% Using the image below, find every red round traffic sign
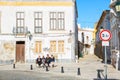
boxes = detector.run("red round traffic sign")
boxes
[99,30,112,41]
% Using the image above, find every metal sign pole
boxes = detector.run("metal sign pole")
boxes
[99,29,112,80]
[105,46,107,80]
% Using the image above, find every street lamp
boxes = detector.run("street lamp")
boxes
[27,31,33,41]
[26,31,33,70]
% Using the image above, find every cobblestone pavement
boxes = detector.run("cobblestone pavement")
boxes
[0,54,120,80]
[0,70,82,80]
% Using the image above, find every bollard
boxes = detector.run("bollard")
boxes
[46,66,49,71]
[61,66,64,73]
[97,70,101,79]
[13,64,15,69]
[30,64,33,70]
[77,68,80,75]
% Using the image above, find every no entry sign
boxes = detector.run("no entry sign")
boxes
[99,30,112,41]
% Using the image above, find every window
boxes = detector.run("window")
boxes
[50,12,57,30]
[35,41,42,53]
[58,12,64,30]
[16,12,24,33]
[58,40,64,52]
[34,12,42,33]
[50,40,64,53]
[50,41,56,52]
[82,32,84,43]
[86,36,89,44]
[50,12,65,30]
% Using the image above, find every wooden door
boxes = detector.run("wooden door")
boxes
[16,41,25,63]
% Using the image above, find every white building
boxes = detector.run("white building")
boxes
[78,25,94,55]
[0,0,78,63]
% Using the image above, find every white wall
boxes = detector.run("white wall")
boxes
[78,27,94,54]
[0,6,75,34]
[0,4,77,62]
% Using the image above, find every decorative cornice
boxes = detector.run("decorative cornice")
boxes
[0,1,73,6]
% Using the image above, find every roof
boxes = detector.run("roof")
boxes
[78,27,94,32]
[95,10,110,30]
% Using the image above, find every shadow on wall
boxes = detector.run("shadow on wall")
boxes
[94,41,111,63]
[78,41,84,58]
[94,41,103,59]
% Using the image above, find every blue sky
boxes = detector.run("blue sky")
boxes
[76,0,110,28]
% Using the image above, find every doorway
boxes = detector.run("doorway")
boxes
[16,41,25,63]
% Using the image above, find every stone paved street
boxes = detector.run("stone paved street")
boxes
[0,54,120,80]
[0,70,82,80]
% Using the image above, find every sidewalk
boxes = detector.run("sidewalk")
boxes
[0,54,120,80]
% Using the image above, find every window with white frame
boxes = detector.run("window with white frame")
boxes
[50,12,64,30]
[50,40,64,53]
[35,41,42,53]
[50,12,57,30]
[16,12,24,33]
[58,40,64,52]
[50,41,56,53]
[58,12,64,30]
[34,12,42,33]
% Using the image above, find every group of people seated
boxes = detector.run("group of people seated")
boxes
[36,54,55,68]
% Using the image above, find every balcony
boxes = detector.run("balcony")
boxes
[12,27,28,37]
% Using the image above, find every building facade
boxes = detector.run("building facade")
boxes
[78,25,94,56]
[110,0,120,70]
[94,10,111,62]
[0,0,78,64]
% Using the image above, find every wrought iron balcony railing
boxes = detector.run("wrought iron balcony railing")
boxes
[12,27,28,36]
